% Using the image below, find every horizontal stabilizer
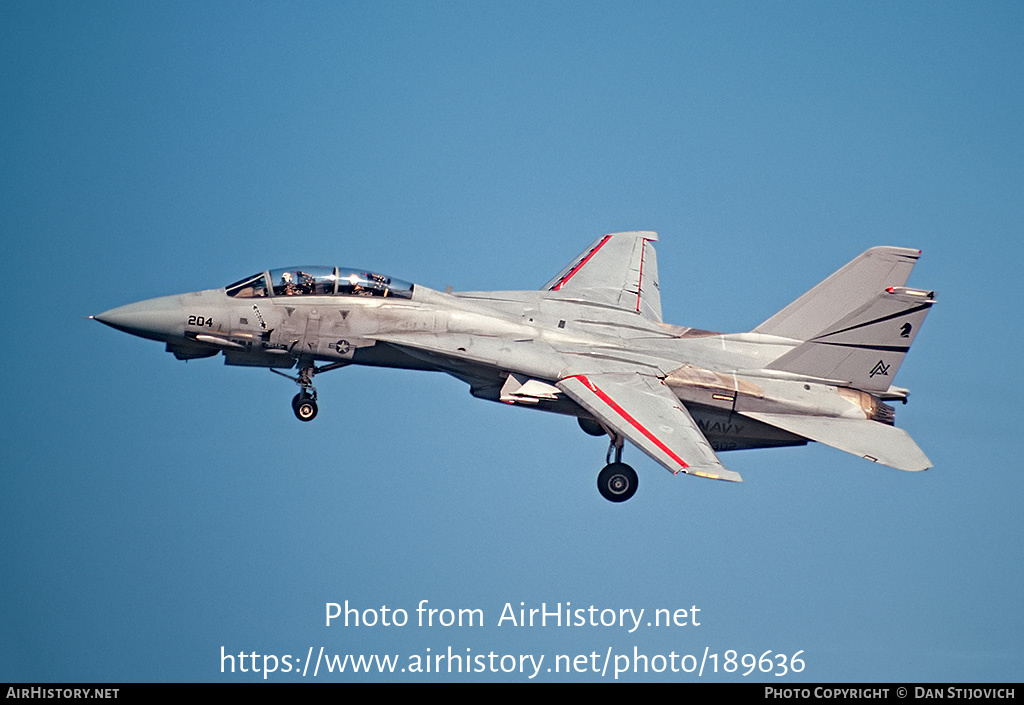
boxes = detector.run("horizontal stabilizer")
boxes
[738,411,932,472]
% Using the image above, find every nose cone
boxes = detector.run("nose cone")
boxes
[93,295,185,342]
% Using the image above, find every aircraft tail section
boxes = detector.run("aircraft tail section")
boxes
[764,285,935,392]
[753,247,934,392]
[753,247,922,341]
[738,411,932,471]
[542,231,662,322]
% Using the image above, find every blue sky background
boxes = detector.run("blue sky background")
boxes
[2,1,1021,683]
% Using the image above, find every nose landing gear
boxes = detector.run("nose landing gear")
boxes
[271,359,348,422]
[292,392,318,421]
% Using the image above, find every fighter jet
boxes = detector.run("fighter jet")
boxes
[92,232,934,502]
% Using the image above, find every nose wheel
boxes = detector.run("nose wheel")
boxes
[292,393,318,422]
[271,359,347,422]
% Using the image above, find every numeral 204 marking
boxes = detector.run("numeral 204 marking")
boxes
[188,315,214,327]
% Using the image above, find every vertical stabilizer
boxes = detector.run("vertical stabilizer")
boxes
[765,286,935,391]
[753,247,922,341]
[542,232,662,322]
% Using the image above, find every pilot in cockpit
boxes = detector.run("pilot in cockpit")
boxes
[297,271,316,295]
[280,271,299,295]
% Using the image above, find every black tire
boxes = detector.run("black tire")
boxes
[577,417,607,437]
[597,462,638,502]
[294,396,318,422]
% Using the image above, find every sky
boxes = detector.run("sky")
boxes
[2,0,1022,683]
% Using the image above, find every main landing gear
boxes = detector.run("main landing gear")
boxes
[272,360,348,422]
[596,428,638,503]
[579,417,640,502]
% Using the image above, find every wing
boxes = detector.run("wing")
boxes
[557,372,742,482]
[543,231,662,322]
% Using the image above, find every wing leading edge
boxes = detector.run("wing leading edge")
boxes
[557,372,742,483]
[543,231,662,322]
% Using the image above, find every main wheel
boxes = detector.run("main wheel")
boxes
[577,417,607,437]
[293,395,318,422]
[597,462,638,502]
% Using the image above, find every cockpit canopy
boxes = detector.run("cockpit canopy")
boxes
[225,267,414,299]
